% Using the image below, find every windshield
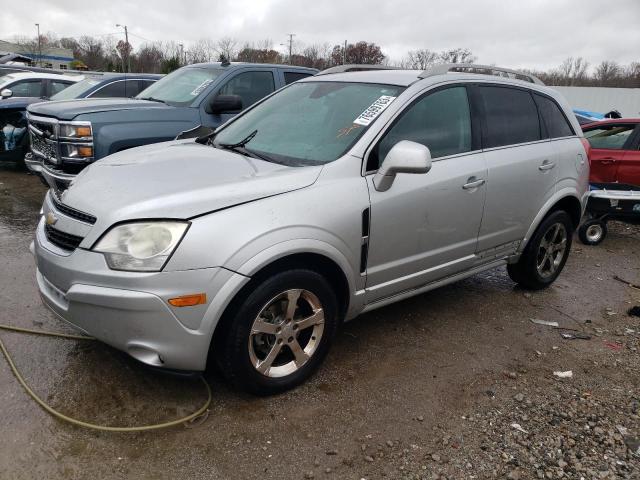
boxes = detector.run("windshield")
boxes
[213,81,405,166]
[50,78,101,100]
[136,67,223,106]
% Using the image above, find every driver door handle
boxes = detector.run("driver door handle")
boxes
[462,178,485,190]
[538,160,555,171]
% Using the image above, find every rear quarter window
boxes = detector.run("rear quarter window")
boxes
[479,86,541,148]
[284,72,313,85]
[534,94,574,138]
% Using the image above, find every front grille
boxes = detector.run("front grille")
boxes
[44,224,84,251]
[30,131,58,163]
[50,194,97,225]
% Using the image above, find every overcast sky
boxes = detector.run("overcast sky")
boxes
[2,0,639,71]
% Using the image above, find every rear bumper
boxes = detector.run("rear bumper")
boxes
[33,217,247,371]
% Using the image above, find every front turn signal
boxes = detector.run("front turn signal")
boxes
[168,293,207,307]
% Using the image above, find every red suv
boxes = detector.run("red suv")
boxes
[582,119,640,185]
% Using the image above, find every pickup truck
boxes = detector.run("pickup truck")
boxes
[2,72,160,167]
[27,62,317,190]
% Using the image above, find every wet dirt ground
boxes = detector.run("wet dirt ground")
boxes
[1,164,639,480]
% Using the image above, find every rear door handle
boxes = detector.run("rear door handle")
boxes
[538,161,555,171]
[462,178,485,190]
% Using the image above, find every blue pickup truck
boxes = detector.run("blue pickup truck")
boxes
[27,62,317,190]
[1,72,160,166]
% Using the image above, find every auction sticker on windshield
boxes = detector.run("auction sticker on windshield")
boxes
[190,79,214,96]
[353,95,396,126]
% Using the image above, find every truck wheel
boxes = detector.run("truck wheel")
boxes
[215,269,338,395]
[507,210,573,290]
[578,220,607,246]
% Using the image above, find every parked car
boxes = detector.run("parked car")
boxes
[27,62,317,190]
[1,73,160,167]
[576,119,640,244]
[581,119,640,185]
[21,73,161,171]
[0,71,81,99]
[32,64,588,394]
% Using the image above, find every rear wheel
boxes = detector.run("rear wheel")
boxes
[215,269,338,395]
[507,210,573,290]
[578,219,607,246]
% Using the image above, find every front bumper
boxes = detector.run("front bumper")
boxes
[33,217,244,371]
[41,163,76,190]
[24,152,43,174]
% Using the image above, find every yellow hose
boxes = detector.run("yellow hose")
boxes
[0,323,211,432]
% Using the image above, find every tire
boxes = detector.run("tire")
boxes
[214,269,339,395]
[578,219,607,246]
[507,210,573,290]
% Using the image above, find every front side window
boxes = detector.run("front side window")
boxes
[136,67,223,106]
[370,86,472,170]
[213,81,405,166]
[51,77,101,100]
[584,125,635,150]
[534,94,574,138]
[479,86,541,148]
[9,80,41,97]
[218,71,276,110]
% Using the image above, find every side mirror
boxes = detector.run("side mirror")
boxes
[1,88,13,99]
[206,94,243,114]
[373,140,432,192]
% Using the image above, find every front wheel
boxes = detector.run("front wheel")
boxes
[578,219,607,246]
[507,210,573,290]
[214,269,339,395]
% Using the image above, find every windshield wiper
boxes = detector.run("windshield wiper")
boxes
[217,130,276,163]
[144,97,167,104]
[218,129,258,149]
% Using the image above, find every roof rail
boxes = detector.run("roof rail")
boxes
[317,64,400,76]
[418,63,545,85]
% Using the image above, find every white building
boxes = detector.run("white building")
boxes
[551,86,640,117]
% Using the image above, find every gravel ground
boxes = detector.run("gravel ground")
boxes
[0,165,639,480]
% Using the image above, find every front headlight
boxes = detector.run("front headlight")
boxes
[59,122,92,139]
[93,221,189,272]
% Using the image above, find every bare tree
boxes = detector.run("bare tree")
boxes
[439,48,476,64]
[215,37,238,62]
[400,49,439,69]
[189,38,217,64]
[595,60,621,85]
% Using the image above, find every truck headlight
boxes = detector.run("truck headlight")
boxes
[93,221,189,272]
[59,122,92,139]
[61,144,93,158]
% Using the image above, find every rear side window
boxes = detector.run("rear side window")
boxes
[370,86,472,170]
[583,125,635,150]
[534,94,574,138]
[91,81,127,98]
[50,80,71,96]
[284,72,313,85]
[479,86,541,148]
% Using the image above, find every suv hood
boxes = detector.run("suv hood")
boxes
[58,140,322,223]
[27,98,171,120]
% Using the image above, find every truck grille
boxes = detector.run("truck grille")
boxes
[30,131,58,163]
[44,224,84,251]
[29,118,59,164]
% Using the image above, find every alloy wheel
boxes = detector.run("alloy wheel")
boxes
[536,222,568,278]
[248,289,325,378]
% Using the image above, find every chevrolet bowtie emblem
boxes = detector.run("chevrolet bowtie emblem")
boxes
[45,212,58,226]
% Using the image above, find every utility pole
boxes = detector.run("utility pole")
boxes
[115,24,130,73]
[35,23,41,67]
[179,43,184,66]
[287,33,295,64]
[343,40,347,65]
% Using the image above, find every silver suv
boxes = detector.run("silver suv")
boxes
[33,64,589,394]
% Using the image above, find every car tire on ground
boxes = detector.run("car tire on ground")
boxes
[214,269,339,395]
[578,219,607,246]
[507,210,573,290]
